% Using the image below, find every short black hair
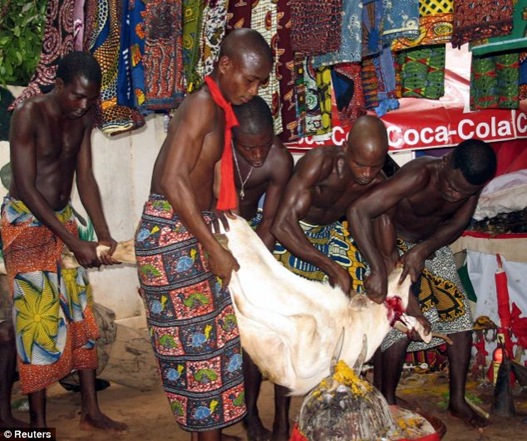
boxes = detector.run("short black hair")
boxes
[233,96,273,135]
[451,139,497,185]
[56,51,102,87]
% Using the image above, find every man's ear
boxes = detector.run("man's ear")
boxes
[217,55,232,76]
[54,77,65,91]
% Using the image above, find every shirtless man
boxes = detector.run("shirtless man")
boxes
[2,51,127,432]
[271,115,389,295]
[348,139,497,427]
[231,96,294,441]
[134,29,273,441]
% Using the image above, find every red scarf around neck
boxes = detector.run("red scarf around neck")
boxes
[204,75,239,211]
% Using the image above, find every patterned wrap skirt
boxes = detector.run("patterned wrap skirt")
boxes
[1,197,99,394]
[273,220,367,293]
[381,239,473,352]
[134,194,246,432]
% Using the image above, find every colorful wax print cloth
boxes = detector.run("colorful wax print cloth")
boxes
[276,0,300,143]
[362,0,385,57]
[290,0,342,56]
[471,0,527,56]
[392,0,454,51]
[470,52,519,110]
[451,0,514,49]
[86,0,146,135]
[395,44,445,99]
[274,220,366,293]
[196,0,228,81]
[381,239,473,352]
[312,0,363,68]
[9,0,76,110]
[135,195,246,432]
[293,59,332,138]
[382,0,420,43]
[226,0,283,135]
[332,63,367,123]
[182,0,204,92]
[142,0,185,110]
[1,197,99,394]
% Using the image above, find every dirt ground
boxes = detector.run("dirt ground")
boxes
[7,367,527,441]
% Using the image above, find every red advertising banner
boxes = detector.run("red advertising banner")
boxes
[286,70,527,153]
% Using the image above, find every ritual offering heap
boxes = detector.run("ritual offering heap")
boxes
[294,360,440,441]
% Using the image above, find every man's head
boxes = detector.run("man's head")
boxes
[345,115,389,185]
[217,29,273,106]
[232,96,274,167]
[55,51,102,119]
[440,139,497,202]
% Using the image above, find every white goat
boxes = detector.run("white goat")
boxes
[222,214,429,396]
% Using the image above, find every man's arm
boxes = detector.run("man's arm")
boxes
[271,152,351,293]
[159,93,239,284]
[9,103,100,267]
[256,142,294,250]
[75,117,118,265]
[348,162,428,299]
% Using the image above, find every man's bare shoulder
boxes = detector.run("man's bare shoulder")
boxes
[296,145,339,169]
[169,87,218,135]
[11,94,47,119]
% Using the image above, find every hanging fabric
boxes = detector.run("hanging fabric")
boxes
[226,0,283,135]
[88,0,145,136]
[382,0,420,43]
[142,0,185,110]
[471,52,519,110]
[290,0,342,56]
[182,0,204,92]
[312,0,363,68]
[451,0,514,49]
[392,0,453,51]
[395,45,446,99]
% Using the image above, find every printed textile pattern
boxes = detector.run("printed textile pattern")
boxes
[396,45,445,99]
[88,0,146,136]
[142,0,185,110]
[471,52,519,110]
[382,0,420,43]
[1,197,99,394]
[312,0,363,68]
[274,220,366,294]
[135,195,246,431]
[290,0,342,56]
[451,0,514,49]
[332,63,367,123]
[381,239,473,352]
[392,0,454,50]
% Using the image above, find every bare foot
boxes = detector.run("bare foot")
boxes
[243,416,271,441]
[79,411,129,434]
[0,416,30,429]
[448,403,489,429]
[270,430,290,441]
[271,424,290,441]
